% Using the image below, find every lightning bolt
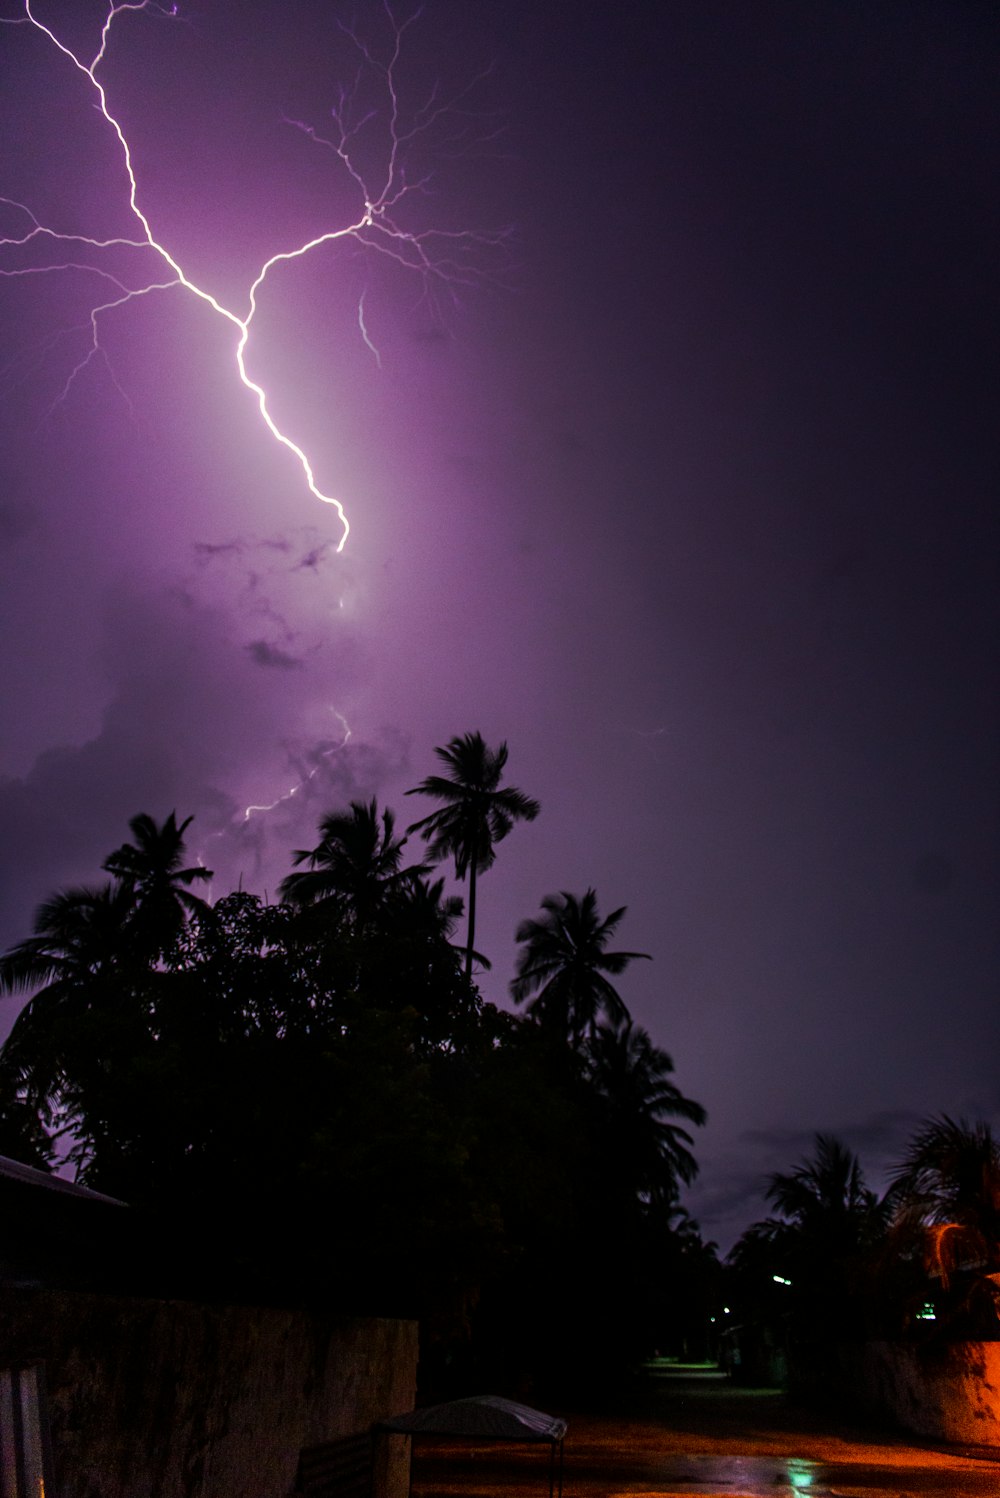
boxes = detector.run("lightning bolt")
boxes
[242,711,353,822]
[357,291,382,369]
[1,0,508,551]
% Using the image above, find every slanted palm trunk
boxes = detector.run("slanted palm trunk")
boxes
[464,825,478,982]
[465,864,477,982]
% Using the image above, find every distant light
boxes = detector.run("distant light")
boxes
[772,1275,792,1287]
[723,1306,731,1314]
[916,1302,936,1321]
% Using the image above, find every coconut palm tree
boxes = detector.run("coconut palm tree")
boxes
[0,881,137,1124]
[280,798,426,932]
[586,1017,706,1197]
[406,732,540,980]
[888,1116,1000,1246]
[397,874,463,939]
[767,1133,880,1241]
[102,810,211,959]
[0,1095,55,1170]
[511,888,649,1044]
[393,874,492,967]
[885,1115,1000,1332]
[732,1134,886,1357]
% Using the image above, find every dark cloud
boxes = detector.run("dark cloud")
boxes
[295,541,335,572]
[245,639,303,669]
[193,539,244,560]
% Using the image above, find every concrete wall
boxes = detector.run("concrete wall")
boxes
[850,1340,1000,1447]
[0,1287,417,1498]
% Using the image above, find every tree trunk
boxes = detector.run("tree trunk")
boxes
[464,861,477,982]
[464,826,478,982]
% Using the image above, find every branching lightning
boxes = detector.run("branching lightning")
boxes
[242,710,353,823]
[0,0,507,551]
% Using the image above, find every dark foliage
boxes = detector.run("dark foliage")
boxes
[727,1135,886,1389]
[879,1116,1000,1339]
[511,888,648,1044]
[407,732,539,980]
[0,749,708,1388]
[726,1120,1000,1392]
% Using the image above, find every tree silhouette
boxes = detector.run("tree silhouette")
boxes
[395,873,464,945]
[0,883,136,1103]
[392,874,490,973]
[1,812,209,1177]
[888,1115,1000,1244]
[0,788,709,1382]
[280,798,425,933]
[586,1016,706,1197]
[511,887,649,1044]
[0,881,143,1170]
[406,732,539,980]
[885,1115,1000,1334]
[767,1132,879,1235]
[0,1094,54,1170]
[730,1133,885,1376]
[102,810,211,959]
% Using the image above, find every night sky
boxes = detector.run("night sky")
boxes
[1,0,997,1250]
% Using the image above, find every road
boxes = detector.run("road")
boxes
[410,1364,1000,1497]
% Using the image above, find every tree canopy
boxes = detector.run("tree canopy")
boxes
[511,887,649,1043]
[406,732,539,980]
[727,1117,1000,1390]
[0,734,707,1389]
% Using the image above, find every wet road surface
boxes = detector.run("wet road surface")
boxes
[411,1367,1000,1497]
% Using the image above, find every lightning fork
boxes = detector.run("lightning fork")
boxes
[2,2,506,549]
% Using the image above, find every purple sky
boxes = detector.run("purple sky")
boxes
[1,0,997,1250]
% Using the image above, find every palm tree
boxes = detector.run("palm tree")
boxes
[511,888,649,1044]
[735,1134,885,1352]
[885,1115,1000,1331]
[767,1133,880,1240]
[888,1115,1000,1244]
[406,732,540,980]
[280,798,426,932]
[102,810,211,959]
[392,873,494,965]
[0,881,137,1124]
[394,875,493,971]
[586,1017,706,1197]
[0,1095,55,1170]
